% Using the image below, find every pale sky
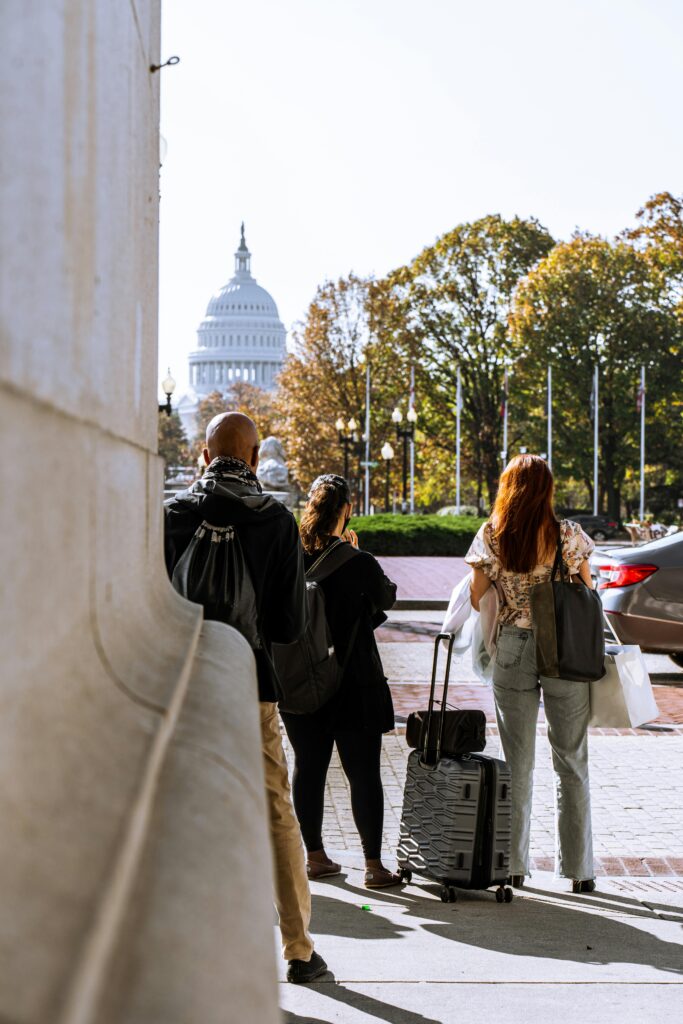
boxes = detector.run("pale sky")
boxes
[158,0,683,394]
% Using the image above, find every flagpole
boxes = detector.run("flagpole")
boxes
[502,365,509,466]
[364,361,371,516]
[593,364,599,516]
[547,364,553,471]
[456,365,462,513]
[639,364,646,520]
[409,364,416,514]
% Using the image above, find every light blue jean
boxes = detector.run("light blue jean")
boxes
[493,625,594,880]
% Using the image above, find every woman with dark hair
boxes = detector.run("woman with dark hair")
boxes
[281,474,401,888]
[465,455,596,893]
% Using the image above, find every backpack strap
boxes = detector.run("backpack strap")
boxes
[306,539,360,583]
[308,540,366,675]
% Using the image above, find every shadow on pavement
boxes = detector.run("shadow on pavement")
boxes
[282,974,443,1024]
[311,891,411,940]
[313,878,683,976]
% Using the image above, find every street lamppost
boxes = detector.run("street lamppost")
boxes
[391,405,418,514]
[335,416,365,513]
[381,441,394,513]
[158,368,176,416]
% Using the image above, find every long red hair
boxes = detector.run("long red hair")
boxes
[491,455,558,573]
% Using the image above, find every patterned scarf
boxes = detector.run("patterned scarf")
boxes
[206,455,263,492]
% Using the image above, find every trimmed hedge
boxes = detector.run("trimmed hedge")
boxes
[352,514,486,556]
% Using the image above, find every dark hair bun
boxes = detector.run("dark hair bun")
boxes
[300,475,351,553]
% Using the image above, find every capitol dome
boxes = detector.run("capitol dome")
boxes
[188,224,286,394]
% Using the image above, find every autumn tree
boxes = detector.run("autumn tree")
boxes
[157,411,190,476]
[190,384,277,462]
[383,215,555,504]
[274,275,410,504]
[510,234,683,518]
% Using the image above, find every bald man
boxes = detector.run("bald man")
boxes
[164,412,328,984]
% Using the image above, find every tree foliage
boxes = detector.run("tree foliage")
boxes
[510,233,683,517]
[621,191,683,318]
[190,384,277,462]
[157,411,190,476]
[274,275,410,505]
[260,193,682,518]
[383,215,555,504]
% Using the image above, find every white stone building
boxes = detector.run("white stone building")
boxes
[1,4,279,1021]
[178,226,286,438]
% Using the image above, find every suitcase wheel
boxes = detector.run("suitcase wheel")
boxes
[495,887,505,903]
[399,868,413,883]
[505,887,514,903]
[440,885,457,903]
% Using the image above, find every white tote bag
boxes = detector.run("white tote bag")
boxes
[589,645,660,728]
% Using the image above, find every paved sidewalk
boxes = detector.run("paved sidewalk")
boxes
[280,864,683,1024]
[280,721,683,1023]
[280,557,682,1021]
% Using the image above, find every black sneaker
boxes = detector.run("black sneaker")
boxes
[572,879,596,894]
[286,951,328,984]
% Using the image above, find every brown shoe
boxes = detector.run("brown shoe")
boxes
[364,867,403,889]
[307,858,342,880]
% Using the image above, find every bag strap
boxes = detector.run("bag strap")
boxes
[551,521,567,583]
[306,538,359,583]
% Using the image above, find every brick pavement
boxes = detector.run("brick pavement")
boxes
[377,556,467,601]
[387,682,683,729]
[281,730,683,878]
[281,631,683,879]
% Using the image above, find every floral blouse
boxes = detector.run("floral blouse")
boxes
[465,520,594,629]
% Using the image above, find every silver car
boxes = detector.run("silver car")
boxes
[591,531,683,667]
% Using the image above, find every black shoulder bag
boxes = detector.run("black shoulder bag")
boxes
[529,526,605,682]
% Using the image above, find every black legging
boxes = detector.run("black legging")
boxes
[281,714,385,860]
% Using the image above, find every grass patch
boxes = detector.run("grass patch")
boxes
[351,514,486,556]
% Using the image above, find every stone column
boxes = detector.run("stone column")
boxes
[0,5,280,1024]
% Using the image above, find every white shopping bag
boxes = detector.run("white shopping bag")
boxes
[589,645,660,728]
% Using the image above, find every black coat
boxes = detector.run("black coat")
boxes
[164,473,306,702]
[289,541,397,733]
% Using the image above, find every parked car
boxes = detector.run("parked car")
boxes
[560,509,619,541]
[590,531,683,668]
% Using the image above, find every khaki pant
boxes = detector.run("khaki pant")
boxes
[259,701,314,961]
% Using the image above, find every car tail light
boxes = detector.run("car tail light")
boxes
[607,521,617,528]
[597,563,658,590]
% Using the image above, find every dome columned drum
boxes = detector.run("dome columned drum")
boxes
[189,224,286,393]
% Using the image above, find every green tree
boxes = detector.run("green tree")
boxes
[157,411,190,477]
[510,234,683,517]
[621,191,683,317]
[384,215,555,504]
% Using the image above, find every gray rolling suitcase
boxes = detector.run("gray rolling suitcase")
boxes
[396,633,514,903]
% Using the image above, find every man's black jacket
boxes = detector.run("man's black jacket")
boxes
[164,464,306,701]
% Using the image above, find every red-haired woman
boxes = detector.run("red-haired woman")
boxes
[465,455,596,893]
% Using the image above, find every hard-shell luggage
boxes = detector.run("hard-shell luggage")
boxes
[396,633,514,904]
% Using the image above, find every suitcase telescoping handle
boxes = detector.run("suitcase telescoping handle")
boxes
[420,632,455,767]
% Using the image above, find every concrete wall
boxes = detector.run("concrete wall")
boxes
[0,4,279,1022]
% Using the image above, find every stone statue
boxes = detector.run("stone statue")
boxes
[257,436,290,494]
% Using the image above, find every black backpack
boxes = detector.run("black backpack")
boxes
[272,540,360,715]
[171,521,261,650]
